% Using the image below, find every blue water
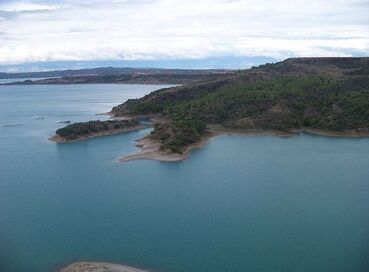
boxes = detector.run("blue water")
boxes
[1,84,369,272]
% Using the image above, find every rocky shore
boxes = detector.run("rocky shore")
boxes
[119,134,210,163]
[118,124,369,163]
[60,261,150,272]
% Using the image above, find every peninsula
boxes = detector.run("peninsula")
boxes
[52,57,369,161]
[49,119,147,143]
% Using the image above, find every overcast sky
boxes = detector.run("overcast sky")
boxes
[0,0,368,64]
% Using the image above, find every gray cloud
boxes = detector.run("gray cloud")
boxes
[0,0,368,63]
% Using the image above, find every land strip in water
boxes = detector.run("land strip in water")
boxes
[49,119,149,143]
[52,57,369,161]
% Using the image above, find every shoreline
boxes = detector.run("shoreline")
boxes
[49,113,369,160]
[60,261,151,272]
[300,128,369,137]
[209,125,369,138]
[117,127,295,163]
[49,124,150,143]
[118,134,210,163]
[118,125,369,163]
[2,81,179,86]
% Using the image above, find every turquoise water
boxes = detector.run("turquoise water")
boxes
[1,84,369,272]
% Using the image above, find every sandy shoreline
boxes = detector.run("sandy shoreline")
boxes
[49,114,369,160]
[49,125,150,143]
[60,261,150,272]
[118,134,210,163]
[118,125,369,163]
[117,127,294,163]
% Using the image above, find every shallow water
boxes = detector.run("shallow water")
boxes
[1,84,369,272]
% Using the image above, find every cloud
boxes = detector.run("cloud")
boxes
[0,0,368,64]
[0,1,60,12]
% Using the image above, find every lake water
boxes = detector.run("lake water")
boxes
[1,84,369,272]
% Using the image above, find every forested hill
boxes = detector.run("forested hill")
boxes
[111,57,369,153]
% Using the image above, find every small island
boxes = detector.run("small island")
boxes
[49,119,148,143]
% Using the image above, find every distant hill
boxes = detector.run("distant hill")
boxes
[110,57,369,153]
[0,66,232,80]
[1,66,238,85]
[0,56,276,73]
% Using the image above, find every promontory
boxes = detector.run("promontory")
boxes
[52,57,369,160]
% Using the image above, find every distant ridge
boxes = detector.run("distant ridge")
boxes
[0,66,231,79]
[0,56,276,74]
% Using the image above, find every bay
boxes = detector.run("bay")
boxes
[1,84,369,272]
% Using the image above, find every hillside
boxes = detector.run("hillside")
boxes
[110,57,369,154]
[1,67,231,85]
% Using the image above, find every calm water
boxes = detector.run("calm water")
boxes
[1,84,369,272]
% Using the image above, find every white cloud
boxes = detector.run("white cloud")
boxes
[0,1,59,12]
[0,0,368,64]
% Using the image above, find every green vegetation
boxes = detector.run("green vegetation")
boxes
[150,119,206,153]
[110,57,369,153]
[56,120,139,140]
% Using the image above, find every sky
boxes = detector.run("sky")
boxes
[0,0,368,69]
